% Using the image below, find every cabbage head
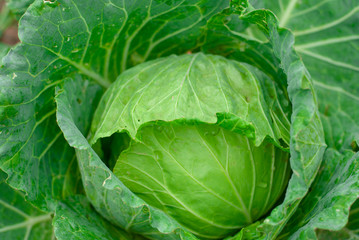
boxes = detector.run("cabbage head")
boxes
[90,53,291,239]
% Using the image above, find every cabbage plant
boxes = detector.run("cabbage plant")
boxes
[0,0,358,239]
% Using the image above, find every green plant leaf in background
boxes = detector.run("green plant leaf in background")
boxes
[0,170,54,240]
[346,199,359,238]
[316,229,359,240]
[0,1,15,66]
[252,0,359,152]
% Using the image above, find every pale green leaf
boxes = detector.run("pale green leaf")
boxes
[90,53,290,148]
[115,123,290,238]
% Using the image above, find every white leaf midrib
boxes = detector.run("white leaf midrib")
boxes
[297,48,359,72]
[0,213,51,233]
[313,80,359,102]
[293,6,359,36]
[279,0,299,27]
[296,35,359,50]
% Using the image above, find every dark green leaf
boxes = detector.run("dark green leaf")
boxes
[278,150,359,239]
[248,1,359,238]
[54,195,138,240]
[316,192,359,239]
[0,171,53,240]
[0,43,10,65]
[253,0,359,151]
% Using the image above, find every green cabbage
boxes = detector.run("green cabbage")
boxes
[91,53,291,238]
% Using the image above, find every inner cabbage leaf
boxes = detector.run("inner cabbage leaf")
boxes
[114,123,290,238]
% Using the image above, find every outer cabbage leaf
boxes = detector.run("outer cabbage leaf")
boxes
[346,200,359,238]
[201,5,326,239]
[277,150,359,239]
[248,1,359,238]
[253,0,359,151]
[0,0,227,211]
[316,197,359,239]
[0,170,53,240]
[0,43,10,65]
[54,195,140,240]
[90,53,290,148]
[316,230,358,240]
[56,78,198,239]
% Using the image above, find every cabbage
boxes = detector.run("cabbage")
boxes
[90,54,290,238]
